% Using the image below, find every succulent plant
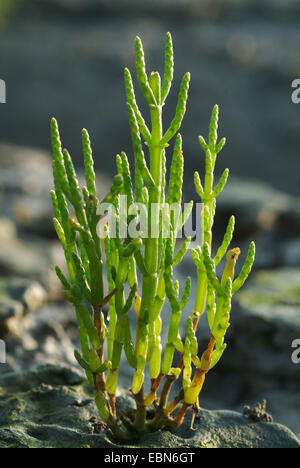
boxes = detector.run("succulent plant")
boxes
[51,32,255,441]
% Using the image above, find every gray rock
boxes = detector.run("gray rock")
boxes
[280,239,300,267]
[222,269,300,381]
[11,170,112,238]
[214,177,293,238]
[20,303,78,368]
[0,231,65,301]
[0,143,54,237]
[0,143,112,238]
[0,363,84,392]
[0,143,52,197]
[0,364,298,448]
[0,277,47,336]
[2,277,48,313]
[0,301,82,375]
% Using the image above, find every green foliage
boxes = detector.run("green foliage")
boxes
[51,33,255,440]
[186,104,255,406]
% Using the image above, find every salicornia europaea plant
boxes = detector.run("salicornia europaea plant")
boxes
[50,32,255,441]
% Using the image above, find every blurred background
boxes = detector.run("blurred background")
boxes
[0,0,300,439]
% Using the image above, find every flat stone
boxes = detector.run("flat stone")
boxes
[0,364,298,448]
[0,297,24,322]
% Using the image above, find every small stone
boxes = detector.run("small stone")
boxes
[0,277,47,337]
[0,297,24,321]
[0,277,47,313]
[243,400,273,423]
[0,218,17,242]
[0,297,24,336]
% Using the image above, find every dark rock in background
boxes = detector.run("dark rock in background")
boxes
[1,0,300,195]
[0,277,47,336]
